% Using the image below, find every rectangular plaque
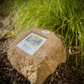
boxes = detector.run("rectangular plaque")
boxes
[16,32,47,55]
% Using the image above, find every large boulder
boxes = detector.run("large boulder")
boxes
[8,28,66,84]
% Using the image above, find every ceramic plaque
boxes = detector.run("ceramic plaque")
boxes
[17,32,47,55]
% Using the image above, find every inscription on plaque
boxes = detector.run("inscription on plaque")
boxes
[17,32,47,55]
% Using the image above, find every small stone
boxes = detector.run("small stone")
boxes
[8,28,66,84]
[12,81,16,84]
[56,71,58,76]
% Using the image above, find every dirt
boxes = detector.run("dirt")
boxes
[0,7,84,84]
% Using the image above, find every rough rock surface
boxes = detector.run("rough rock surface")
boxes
[8,28,66,84]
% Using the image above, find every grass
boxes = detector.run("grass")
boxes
[2,0,84,70]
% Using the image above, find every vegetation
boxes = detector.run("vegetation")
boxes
[2,0,84,70]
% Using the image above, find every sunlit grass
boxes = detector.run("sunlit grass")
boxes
[2,0,84,70]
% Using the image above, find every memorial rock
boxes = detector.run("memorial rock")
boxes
[8,28,66,84]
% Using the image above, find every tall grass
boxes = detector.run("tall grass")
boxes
[2,0,84,70]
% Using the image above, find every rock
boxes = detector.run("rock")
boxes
[8,28,66,84]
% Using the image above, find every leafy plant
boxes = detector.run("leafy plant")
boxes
[2,0,84,70]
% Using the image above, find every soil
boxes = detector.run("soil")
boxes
[0,7,84,84]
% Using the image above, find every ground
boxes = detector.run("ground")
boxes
[0,8,84,84]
